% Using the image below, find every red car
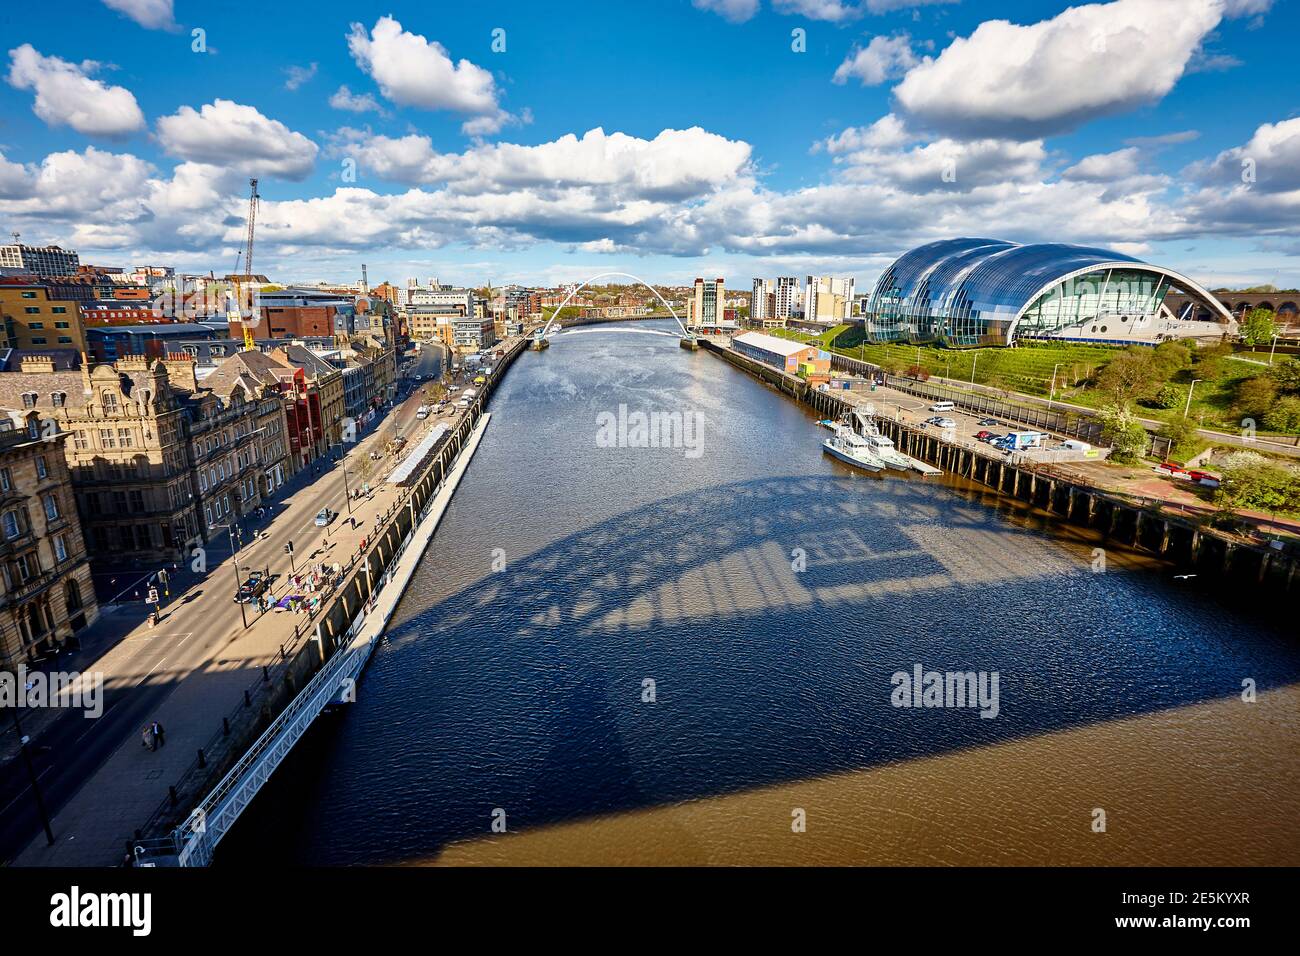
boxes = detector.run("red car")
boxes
[976,430,996,440]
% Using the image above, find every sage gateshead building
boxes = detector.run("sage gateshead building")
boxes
[864,238,1236,348]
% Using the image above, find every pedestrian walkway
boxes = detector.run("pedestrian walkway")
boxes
[12,390,457,866]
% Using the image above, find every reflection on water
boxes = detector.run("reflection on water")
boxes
[219,321,1300,866]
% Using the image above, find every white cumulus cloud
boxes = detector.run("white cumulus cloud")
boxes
[346,16,504,121]
[691,0,761,22]
[834,34,918,85]
[6,44,145,138]
[100,0,178,31]
[893,0,1227,139]
[156,99,319,180]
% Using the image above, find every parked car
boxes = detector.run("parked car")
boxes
[235,572,268,604]
[976,430,997,441]
[978,418,1000,427]
[933,417,957,429]
[314,508,336,527]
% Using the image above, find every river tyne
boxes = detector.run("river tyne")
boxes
[220,320,1300,866]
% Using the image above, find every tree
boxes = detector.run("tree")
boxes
[1233,375,1278,420]
[1152,383,1184,409]
[906,364,930,381]
[1097,403,1149,463]
[1151,340,1192,378]
[1240,308,1280,346]
[1157,416,1206,463]
[1262,396,1300,434]
[1215,458,1300,516]
[1267,357,1300,395]
[1095,347,1162,403]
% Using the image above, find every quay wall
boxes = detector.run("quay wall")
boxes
[136,336,528,844]
[700,340,1298,595]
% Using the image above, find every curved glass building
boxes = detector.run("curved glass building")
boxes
[865,238,1235,347]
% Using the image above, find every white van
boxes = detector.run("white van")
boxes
[1061,439,1091,452]
[415,405,430,420]
[928,401,956,412]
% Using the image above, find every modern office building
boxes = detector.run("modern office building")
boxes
[864,238,1238,347]
[687,278,725,329]
[0,285,84,351]
[0,244,80,277]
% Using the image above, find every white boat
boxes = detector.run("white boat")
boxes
[851,405,943,476]
[822,424,885,472]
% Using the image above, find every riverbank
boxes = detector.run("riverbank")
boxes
[701,340,1299,595]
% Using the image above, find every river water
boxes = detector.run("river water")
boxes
[220,320,1300,866]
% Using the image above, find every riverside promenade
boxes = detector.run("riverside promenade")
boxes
[8,363,478,866]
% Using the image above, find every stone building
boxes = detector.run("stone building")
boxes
[0,415,97,665]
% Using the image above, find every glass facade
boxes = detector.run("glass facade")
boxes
[865,238,1183,347]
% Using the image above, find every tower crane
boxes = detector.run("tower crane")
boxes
[237,178,259,350]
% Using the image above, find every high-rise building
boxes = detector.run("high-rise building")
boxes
[804,276,856,323]
[688,278,725,329]
[0,244,80,277]
[774,277,801,320]
[751,279,772,322]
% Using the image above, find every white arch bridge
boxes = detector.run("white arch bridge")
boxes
[532,271,695,347]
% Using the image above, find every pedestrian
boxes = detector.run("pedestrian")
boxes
[141,724,156,752]
[152,721,165,747]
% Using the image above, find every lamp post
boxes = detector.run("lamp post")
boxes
[1269,333,1279,365]
[970,352,979,385]
[1049,362,1063,411]
[1183,378,1201,418]
[5,684,54,846]
[229,527,248,629]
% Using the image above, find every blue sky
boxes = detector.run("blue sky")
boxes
[1,0,1297,290]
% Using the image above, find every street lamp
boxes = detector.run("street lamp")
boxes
[970,352,979,385]
[1183,378,1202,418]
[1269,333,1279,365]
[1049,362,1063,411]
[229,529,248,629]
[5,683,54,846]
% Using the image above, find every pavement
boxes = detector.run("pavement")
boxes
[0,342,476,866]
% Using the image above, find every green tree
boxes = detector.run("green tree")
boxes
[1098,403,1149,464]
[1215,459,1300,515]
[1095,347,1162,403]
[1267,357,1300,395]
[1157,416,1206,462]
[1152,383,1184,409]
[1233,375,1278,420]
[1240,308,1280,346]
[1262,396,1300,434]
[1151,340,1192,378]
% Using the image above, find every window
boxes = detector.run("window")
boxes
[30,337,47,345]
[28,322,44,329]
[51,307,67,314]
[20,291,35,299]
[0,468,9,492]
[44,494,59,521]
[55,321,70,328]
[21,393,36,409]
[51,392,66,407]
[99,428,116,449]
[117,428,134,448]
[2,510,20,539]
[102,391,118,411]
[54,534,67,563]
[35,457,47,480]
[58,337,73,344]
[130,490,144,512]
[24,307,40,314]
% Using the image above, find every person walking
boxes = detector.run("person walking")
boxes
[151,721,165,748]
[141,724,156,752]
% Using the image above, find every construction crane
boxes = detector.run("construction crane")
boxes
[238,178,259,350]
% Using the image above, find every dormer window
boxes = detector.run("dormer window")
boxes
[21,393,37,409]
[51,392,66,407]
[102,391,118,411]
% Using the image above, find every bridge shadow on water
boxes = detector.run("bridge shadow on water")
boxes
[219,472,1300,865]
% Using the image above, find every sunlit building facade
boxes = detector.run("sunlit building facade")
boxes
[865,238,1236,347]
